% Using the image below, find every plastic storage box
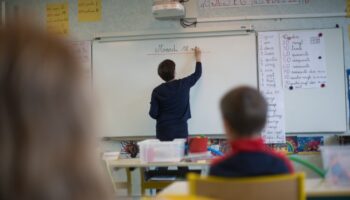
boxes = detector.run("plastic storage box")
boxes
[138,139,186,163]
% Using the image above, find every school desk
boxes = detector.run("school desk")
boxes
[108,158,210,194]
[159,179,350,200]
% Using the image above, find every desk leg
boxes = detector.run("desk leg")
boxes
[140,168,147,196]
[126,168,132,196]
[111,167,133,196]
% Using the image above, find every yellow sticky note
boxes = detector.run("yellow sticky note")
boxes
[347,0,350,17]
[46,3,69,36]
[78,0,102,22]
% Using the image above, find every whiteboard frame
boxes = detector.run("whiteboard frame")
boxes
[93,26,253,42]
[92,28,258,138]
[93,27,346,138]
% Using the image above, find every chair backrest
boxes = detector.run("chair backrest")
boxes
[188,173,305,200]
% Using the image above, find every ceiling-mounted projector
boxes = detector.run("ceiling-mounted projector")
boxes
[152,0,185,19]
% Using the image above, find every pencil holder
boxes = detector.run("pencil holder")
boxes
[189,137,208,154]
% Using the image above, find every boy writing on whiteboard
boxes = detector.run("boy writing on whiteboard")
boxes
[210,86,293,177]
[149,47,202,141]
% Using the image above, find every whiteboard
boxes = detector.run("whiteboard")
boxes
[258,28,346,133]
[93,30,257,137]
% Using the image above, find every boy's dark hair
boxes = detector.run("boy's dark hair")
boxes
[158,59,175,82]
[220,86,267,136]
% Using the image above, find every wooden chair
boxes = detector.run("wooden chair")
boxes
[188,173,305,200]
[103,159,132,196]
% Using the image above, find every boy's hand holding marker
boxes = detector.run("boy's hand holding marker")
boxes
[194,46,201,62]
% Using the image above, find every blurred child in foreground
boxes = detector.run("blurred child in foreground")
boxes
[0,21,111,200]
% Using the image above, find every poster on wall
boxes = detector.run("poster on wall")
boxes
[70,40,92,82]
[46,3,69,36]
[78,0,102,22]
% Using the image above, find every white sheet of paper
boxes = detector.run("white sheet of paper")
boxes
[258,32,286,144]
[280,31,327,89]
[70,41,92,80]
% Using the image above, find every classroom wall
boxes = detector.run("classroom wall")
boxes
[5,0,181,40]
[4,0,349,193]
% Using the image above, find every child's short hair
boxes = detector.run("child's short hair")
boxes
[220,86,267,136]
[158,59,175,82]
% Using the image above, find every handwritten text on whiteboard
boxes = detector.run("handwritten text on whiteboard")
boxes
[280,31,327,89]
[258,32,286,144]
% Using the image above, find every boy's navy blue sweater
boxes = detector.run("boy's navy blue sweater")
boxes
[149,62,202,141]
[210,138,294,177]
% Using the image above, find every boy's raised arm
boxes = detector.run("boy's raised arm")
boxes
[183,47,202,87]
